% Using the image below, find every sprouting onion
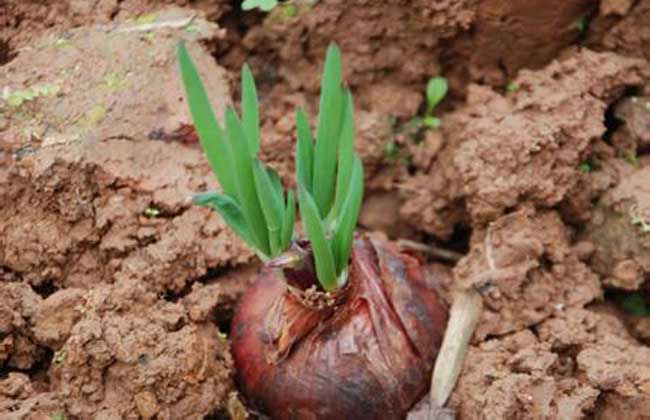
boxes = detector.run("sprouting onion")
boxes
[178,42,363,290]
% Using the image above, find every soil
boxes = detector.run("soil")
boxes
[2,0,650,419]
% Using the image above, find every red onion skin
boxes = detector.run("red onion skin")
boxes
[232,237,448,419]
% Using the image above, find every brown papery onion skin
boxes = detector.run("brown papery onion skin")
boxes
[231,236,448,420]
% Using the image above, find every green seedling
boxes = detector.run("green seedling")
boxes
[83,104,107,127]
[51,413,66,420]
[53,349,67,364]
[143,206,161,218]
[282,3,298,17]
[383,141,399,160]
[178,43,363,290]
[141,31,156,42]
[579,162,592,173]
[4,84,60,108]
[54,38,74,50]
[631,216,650,234]
[505,81,519,93]
[572,15,587,34]
[184,22,201,34]
[423,76,448,128]
[242,0,278,11]
[135,12,158,25]
[618,292,650,316]
[104,72,127,89]
[629,205,650,234]
[620,150,639,166]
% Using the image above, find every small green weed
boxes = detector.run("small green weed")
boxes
[4,84,60,108]
[83,104,107,127]
[103,72,127,90]
[579,162,592,173]
[144,206,161,218]
[242,0,278,11]
[618,292,650,316]
[135,12,158,25]
[53,350,67,364]
[505,81,519,93]
[423,76,448,128]
[620,150,639,166]
[54,38,75,50]
[630,205,650,234]
[282,3,298,17]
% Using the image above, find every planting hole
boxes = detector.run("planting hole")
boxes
[31,279,57,299]
[0,38,17,65]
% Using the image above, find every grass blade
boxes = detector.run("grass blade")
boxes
[225,107,270,256]
[312,44,345,216]
[329,90,354,224]
[253,160,283,256]
[192,191,257,249]
[295,108,314,194]
[332,157,364,274]
[241,64,260,155]
[177,42,237,198]
[298,184,337,291]
[281,190,296,250]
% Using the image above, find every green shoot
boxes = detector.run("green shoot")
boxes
[572,15,588,34]
[579,162,592,173]
[313,45,345,217]
[620,150,639,166]
[242,0,278,12]
[178,44,237,197]
[630,205,650,234]
[143,206,161,218]
[178,42,293,260]
[426,77,448,115]
[295,109,314,193]
[294,44,364,289]
[282,4,298,17]
[242,64,260,154]
[618,292,650,316]
[298,184,338,291]
[419,76,447,129]
[505,81,519,93]
[179,41,364,291]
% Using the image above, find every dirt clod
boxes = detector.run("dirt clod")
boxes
[49,279,235,419]
[454,207,601,339]
[584,161,650,290]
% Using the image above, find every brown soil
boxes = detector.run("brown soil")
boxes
[3,0,650,419]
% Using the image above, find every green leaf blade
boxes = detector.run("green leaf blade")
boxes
[295,108,314,194]
[313,44,345,217]
[329,90,354,224]
[297,184,337,291]
[253,160,283,256]
[266,167,284,204]
[426,77,448,114]
[177,42,237,198]
[225,107,270,256]
[241,64,260,155]
[192,191,257,249]
[332,157,364,274]
[281,190,296,250]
